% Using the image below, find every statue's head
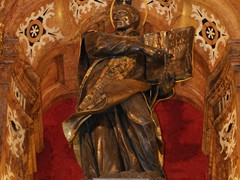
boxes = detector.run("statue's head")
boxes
[113,4,140,31]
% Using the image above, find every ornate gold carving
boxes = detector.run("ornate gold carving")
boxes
[144,0,178,26]
[6,105,26,158]
[1,164,14,179]
[219,108,237,160]
[11,78,27,110]
[1,60,43,178]
[203,54,240,178]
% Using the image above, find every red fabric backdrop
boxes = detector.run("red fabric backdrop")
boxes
[35,98,209,180]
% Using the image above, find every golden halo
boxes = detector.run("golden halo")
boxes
[110,0,148,31]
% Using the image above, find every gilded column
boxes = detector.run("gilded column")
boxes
[0,22,17,164]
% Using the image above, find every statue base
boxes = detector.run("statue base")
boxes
[92,171,165,180]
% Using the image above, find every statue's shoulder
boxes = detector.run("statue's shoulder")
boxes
[82,30,99,38]
[82,30,114,40]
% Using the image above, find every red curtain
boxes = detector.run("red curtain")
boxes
[35,98,209,180]
[155,100,209,180]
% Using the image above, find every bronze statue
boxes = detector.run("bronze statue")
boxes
[62,1,194,179]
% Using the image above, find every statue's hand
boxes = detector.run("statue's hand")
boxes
[156,49,173,59]
[154,49,165,60]
[144,47,173,60]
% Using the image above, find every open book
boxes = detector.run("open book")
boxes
[143,26,195,83]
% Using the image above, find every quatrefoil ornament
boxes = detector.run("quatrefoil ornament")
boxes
[191,4,229,66]
[16,3,63,64]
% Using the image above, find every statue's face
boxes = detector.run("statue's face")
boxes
[113,8,133,31]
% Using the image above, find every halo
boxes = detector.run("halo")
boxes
[110,0,148,31]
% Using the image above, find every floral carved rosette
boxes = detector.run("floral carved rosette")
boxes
[191,4,229,66]
[16,3,63,64]
[69,0,107,24]
[142,0,178,26]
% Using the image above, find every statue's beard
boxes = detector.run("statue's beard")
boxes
[115,24,135,32]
